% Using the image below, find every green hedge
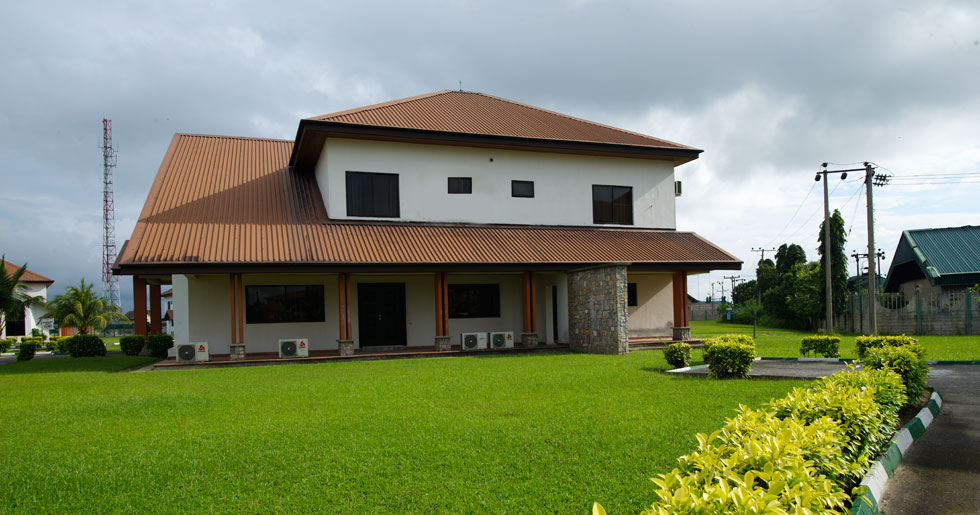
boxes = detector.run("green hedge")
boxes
[120,335,146,356]
[863,344,929,405]
[703,335,755,379]
[642,367,906,514]
[146,334,174,358]
[66,335,107,358]
[663,342,691,369]
[800,335,841,358]
[16,342,38,361]
[0,338,12,353]
[855,334,918,360]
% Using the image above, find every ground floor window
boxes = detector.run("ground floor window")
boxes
[448,284,501,318]
[245,285,325,324]
[627,282,638,306]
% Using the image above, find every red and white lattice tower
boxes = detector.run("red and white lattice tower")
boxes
[101,119,121,308]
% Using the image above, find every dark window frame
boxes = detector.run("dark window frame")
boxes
[448,283,501,319]
[627,282,638,307]
[448,177,472,194]
[511,180,534,198]
[592,184,634,225]
[245,285,326,324]
[346,171,400,218]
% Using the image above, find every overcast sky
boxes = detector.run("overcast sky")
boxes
[1,0,978,309]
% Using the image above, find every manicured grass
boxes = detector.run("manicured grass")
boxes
[0,352,805,513]
[690,320,980,360]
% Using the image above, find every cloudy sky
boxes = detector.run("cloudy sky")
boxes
[1,0,978,308]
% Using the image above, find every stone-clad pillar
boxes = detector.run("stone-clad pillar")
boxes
[568,265,629,355]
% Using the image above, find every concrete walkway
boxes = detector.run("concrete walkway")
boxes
[878,365,980,515]
[667,358,853,379]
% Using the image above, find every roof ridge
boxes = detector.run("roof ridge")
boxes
[309,90,455,121]
[175,133,293,144]
[467,91,699,151]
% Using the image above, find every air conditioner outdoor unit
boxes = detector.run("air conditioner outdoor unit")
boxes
[176,342,210,363]
[460,332,488,350]
[674,180,683,197]
[489,331,515,349]
[279,338,309,358]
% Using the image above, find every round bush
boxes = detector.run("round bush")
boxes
[146,334,174,358]
[16,342,38,361]
[120,335,146,356]
[862,344,928,405]
[66,334,107,357]
[702,334,755,364]
[0,338,12,353]
[663,342,691,369]
[705,340,756,379]
[800,335,841,358]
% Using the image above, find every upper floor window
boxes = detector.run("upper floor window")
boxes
[512,180,534,198]
[346,171,399,217]
[448,177,472,194]
[592,185,633,225]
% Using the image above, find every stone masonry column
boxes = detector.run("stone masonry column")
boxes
[568,265,629,355]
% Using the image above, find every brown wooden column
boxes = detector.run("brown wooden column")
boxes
[133,276,147,336]
[434,272,449,337]
[229,274,238,345]
[521,272,539,346]
[681,272,690,327]
[235,274,244,344]
[149,283,162,334]
[338,273,354,355]
[521,272,531,333]
[672,271,691,341]
[529,272,537,333]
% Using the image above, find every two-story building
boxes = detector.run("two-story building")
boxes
[1,261,53,338]
[114,91,740,360]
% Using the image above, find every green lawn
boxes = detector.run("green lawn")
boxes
[0,353,805,513]
[691,320,980,360]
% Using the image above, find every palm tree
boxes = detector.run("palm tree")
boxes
[0,256,44,335]
[44,279,128,334]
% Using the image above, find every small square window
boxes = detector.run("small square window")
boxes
[512,180,534,198]
[627,283,638,307]
[448,177,472,194]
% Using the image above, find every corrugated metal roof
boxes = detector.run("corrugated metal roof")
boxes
[115,134,739,271]
[309,91,696,151]
[906,226,980,276]
[2,260,54,284]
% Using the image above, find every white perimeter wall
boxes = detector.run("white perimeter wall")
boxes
[316,138,677,229]
[627,272,674,337]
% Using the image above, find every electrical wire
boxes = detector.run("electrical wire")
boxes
[763,179,817,248]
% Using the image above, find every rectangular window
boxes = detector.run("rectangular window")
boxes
[245,285,325,324]
[448,284,501,318]
[511,180,534,198]
[346,171,400,217]
[448,177,472,194]
[628,282,638,307]
[592,185,633,225]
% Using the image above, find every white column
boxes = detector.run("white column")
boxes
[172,274,191,357]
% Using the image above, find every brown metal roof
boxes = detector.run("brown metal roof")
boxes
[309,91,695,150]
[115,134,739,272]
[3,260,54,284]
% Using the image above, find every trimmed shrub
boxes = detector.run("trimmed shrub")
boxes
[66,334,107,358]
[146,334,174,358]
[705,340,755,379]
[0,338,12,353]
[663,342,691,369]
[643,367,906,514]
[855,334,918,360]
[55,338,72,354]
[800,335,841,358]
[17,342,38,361]
[863,344,929,405]
[701,334,754,363]
[120,335,146,356]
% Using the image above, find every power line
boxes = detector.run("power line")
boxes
[764,180,817,247]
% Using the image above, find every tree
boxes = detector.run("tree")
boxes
[756,259,778,294]
[44,279,127,334]
[0,256,43,335]
[775,244,807,277]
[732,280,757,305]
[817,209,848,320]
[784,262,822,329]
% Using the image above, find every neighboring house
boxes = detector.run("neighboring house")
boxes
[1,261,53,338]
[883,225,980,296]
[161,288,174,335]
[113,90,740,359]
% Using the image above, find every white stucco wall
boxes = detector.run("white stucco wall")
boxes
[315,138,677,229]
[0,282,48,338]
[446,273,523,346]
[242,274,340,354]
[627,272,675,337]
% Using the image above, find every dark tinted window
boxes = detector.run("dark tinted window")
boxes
[448,177,472,194]
[511,180,534,198]
[628,282,638,307]
[593,185,633,225]
[246,285,325,324]
[448,284,501,318]
[347,171,399,217]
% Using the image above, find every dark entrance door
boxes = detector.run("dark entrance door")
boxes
[6,316,25,337]
[357,283,407,347]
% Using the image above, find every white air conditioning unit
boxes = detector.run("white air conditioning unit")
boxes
[489,331,515,349]
[176,342,210,362]
[279,338,309,358]
[460,332,488,350]
[674,180,683,197]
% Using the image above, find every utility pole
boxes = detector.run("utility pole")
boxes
[816,164,856,333]
[751,247,778,264]
[851,251,863,280]
[101,119,120,311]
[723,275,741,296]
[749,248,774,340]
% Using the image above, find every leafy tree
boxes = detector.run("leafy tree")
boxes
[732,280,757,305]
[0,256,44,335]
[44,279,127,334]
[775,244,807,277]
[756,259,778,294]
[817,209,848,319]
[785,262,822,329]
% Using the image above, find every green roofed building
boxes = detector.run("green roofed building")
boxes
[883,225,980,296]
